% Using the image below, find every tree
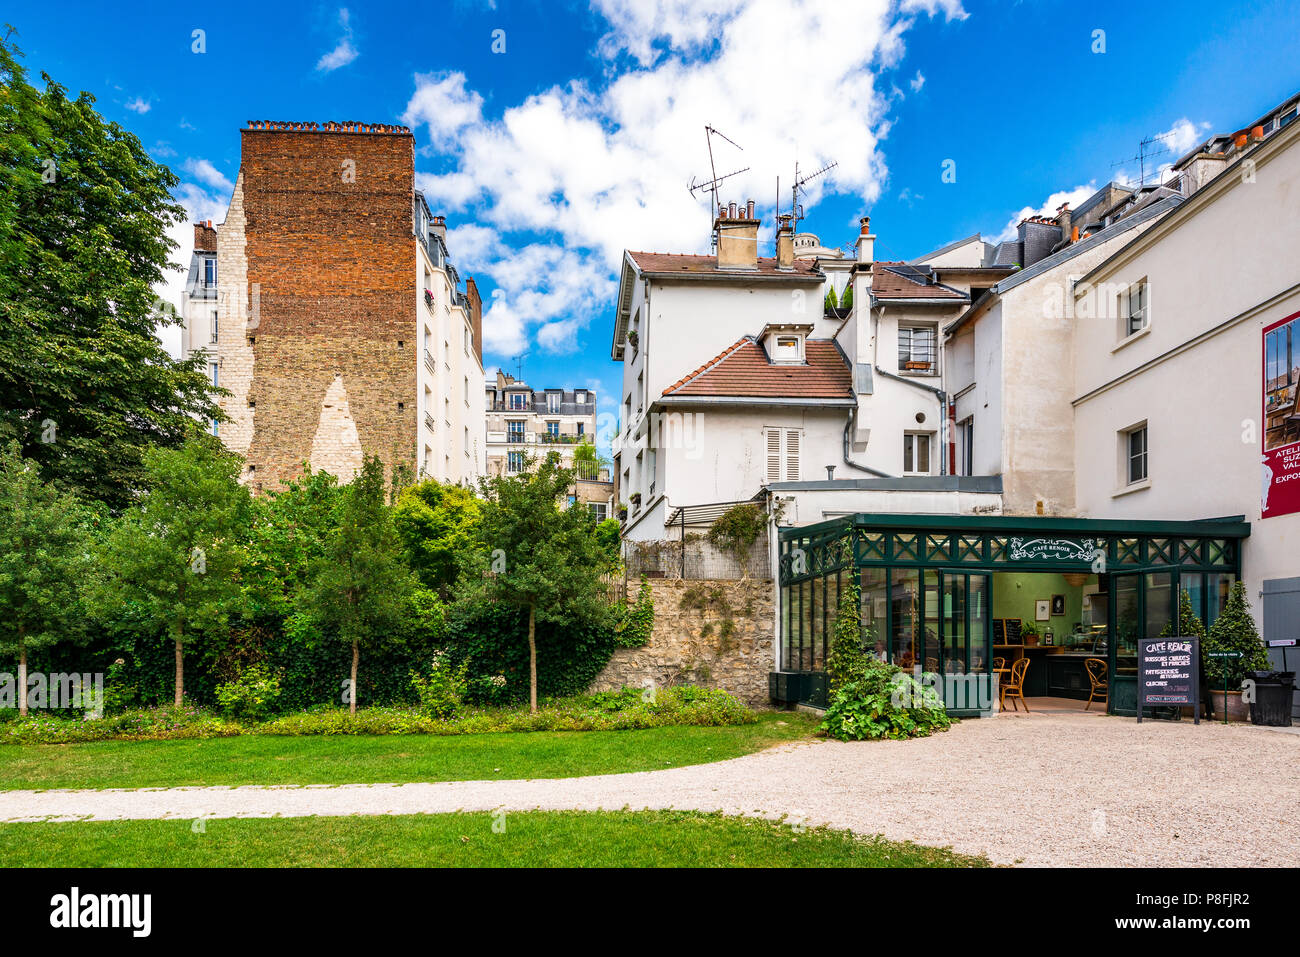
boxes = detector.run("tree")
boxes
[301,455,418,713]
[1204,581,1269,687]
[393,478,482,595]
[823,285,838,311]
[0,32,219,510]
[840,283,853,310]
[572,438,609,482]
[0,443,96,715]
[94,437,250,706]
[466,454,615,713]
[594,517,622,564]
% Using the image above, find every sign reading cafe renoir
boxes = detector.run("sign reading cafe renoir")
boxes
[1006,537,1097,563]
[1137,637,1200,725]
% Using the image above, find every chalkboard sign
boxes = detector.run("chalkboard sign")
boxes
[993,618,1023,645]
[1137,636,1200,724]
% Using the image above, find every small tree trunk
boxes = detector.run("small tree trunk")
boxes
[350,641,359,715]
[173,627,185,707]
[528,603,538,715]
[17,641,27,718]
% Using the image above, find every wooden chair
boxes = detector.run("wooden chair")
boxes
[1085,657,1108,711]
[925,656,940,674]
[1001,657,1030,712]
[992,657,1006,672]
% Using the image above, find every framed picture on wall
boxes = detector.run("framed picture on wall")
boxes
[1035,599,1051,622]
[1051,594,1066,616]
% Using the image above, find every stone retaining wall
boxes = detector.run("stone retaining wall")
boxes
[591,578,774,705]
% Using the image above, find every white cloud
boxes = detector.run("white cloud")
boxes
[909,70,925,92]
[1113,117,1213,187]
[125,97,151,114]
[317,8,359,72]
[409,0,967,355]
[183,158,234,195]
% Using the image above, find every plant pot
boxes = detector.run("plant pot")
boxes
[1024,633,1038,646]
[1209,689,1250,722]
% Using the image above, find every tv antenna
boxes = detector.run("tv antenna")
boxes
[1110,132,1176,188]
[688,125,750,234]
[510,353,527,381]
[790,158,838,228]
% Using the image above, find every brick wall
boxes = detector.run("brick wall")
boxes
[239,125,417,489]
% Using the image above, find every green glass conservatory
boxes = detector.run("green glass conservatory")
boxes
[774,514,1248,716]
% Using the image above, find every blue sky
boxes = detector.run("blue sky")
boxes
[9,0,1300,454]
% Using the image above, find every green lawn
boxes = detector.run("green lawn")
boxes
[0,712,817,790]
[0,811,989,867]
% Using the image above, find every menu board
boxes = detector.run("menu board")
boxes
[993,618,1023,645]
[1137,636,1200,724]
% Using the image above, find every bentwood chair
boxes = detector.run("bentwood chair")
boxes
[1084,658,1109,711]
[1001,657,1030,712]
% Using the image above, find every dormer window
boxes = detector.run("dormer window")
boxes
[770,333,804,364]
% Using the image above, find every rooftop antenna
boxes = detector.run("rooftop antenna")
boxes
[688,125,749,248]
[510,353,527,382]
[1110,131,1176,188]
[790,158,838,229]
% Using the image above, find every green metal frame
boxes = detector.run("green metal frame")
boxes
[775,514,1248,715]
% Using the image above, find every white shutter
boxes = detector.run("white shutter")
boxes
[785,429,800,481]
[766,429,781,483]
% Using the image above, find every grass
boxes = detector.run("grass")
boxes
[0,810,989,867]
[0,712,817,790]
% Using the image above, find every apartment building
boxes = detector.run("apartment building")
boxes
[483,371,613,517]
[180,120,486,490]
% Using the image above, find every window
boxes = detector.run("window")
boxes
[464,326,470,355]
[464,426,469,455]
[764,428,801,483]
[463,376,469,404]
[209,362,219,388]
[547,392,561,413]
[588,502,607,521]
[898,326,937,371]
[1120,280,1149,337]
[567,494,576,507]
[507,421,525,443]
[903,432,932,474]
[1124,424,1148,485]
[507,451,525,473]
[509,393,528,410]
[211,418,219,437]
[546,421,559,437]
[577,422,585,437]
[204,258,216,287]
[957,418,974,476]
[210,309,219,344]
[770,334,803,363]
[576,391,586,404]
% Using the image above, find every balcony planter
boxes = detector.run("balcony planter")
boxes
[423,289,434,310]
[617,506,628,521]
[627,330,639,352]
[629,493,642,505]
[904,361,932,371]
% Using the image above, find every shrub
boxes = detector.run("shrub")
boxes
[214,665,284,722]
[409,652,469,719]
[826,582,867,693]
[1204,581,1269,686]
[819,658,951,741]
[614,576,655,648]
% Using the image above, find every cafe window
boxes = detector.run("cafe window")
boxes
[1120,279,1149,337]
[898,325,936,372]
[1123,423,1148,485]
[903,432,931,474]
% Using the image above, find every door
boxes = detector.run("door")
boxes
[928,570,992,713]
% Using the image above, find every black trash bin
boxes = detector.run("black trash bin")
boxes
[1248,671,1295,727]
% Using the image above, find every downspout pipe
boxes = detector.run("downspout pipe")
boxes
[842,410,892,478]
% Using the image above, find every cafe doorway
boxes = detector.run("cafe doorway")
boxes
[989,572,1109,714]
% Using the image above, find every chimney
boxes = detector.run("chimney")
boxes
[776,213,794,269]
[855,216,874,264]
[466,277,483,364]
[714,198,759,269]
[194,220,218,253]
[1056,203,1072,245]
[430,215,447,242]
[1017,217,1059,268]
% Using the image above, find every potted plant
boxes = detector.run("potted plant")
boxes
[423,288,434,309]
[627,329,639,351]
[617,504,628,521]
[1203,581,1269,721]
[629,492,642,506]
[1022,621,1039,646]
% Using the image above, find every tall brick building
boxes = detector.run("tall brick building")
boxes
[181,120,486,491]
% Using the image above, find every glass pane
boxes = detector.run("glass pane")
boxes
[861,567,889,663]
[1145,571,1174,639]
[944,574,968,675]
[890,568,920,671]
[1206,573,1236,629]
[809,576,823,671]
[1182,573,1206,633]
[1115,574,1141,679]
[923,571,942,674]
[969,575,989,673]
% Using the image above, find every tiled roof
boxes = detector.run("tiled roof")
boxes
[871,261,967,299]
[627,251,821,278]
[663,337,852,399]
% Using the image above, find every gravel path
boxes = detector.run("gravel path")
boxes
[3,712,1296,867]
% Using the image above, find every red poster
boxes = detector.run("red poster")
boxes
[1263,309,1300,518]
